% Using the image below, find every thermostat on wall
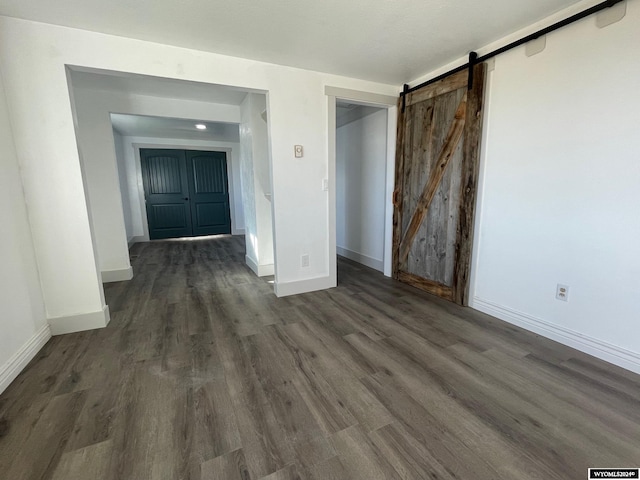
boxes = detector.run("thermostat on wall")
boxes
[294,145,304,158]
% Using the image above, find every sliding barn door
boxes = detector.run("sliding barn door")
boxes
[393,65,485,305]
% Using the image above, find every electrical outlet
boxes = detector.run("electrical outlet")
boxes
[556,284,569,302]
[294,145,304,158]
[322,178,329,191]
[301,254,310,268]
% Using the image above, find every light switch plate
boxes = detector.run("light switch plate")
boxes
[294,145,304,158]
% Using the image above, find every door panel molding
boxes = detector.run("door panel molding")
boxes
[140,148,231,240]
[186,150,231,237]
[141,149,192,239]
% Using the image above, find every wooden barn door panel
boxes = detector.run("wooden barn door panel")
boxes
[393,66,485,305]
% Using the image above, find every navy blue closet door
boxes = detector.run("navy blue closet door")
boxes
[141,149,231,239]
[187,151,231,236]
[141,149,192,240]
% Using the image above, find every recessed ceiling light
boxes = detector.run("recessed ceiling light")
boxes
[195,124,207,130]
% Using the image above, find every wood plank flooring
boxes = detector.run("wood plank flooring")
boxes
[1,235,639,479]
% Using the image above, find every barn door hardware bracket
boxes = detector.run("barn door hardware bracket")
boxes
[467,52,478,91]
[401,83,409,112]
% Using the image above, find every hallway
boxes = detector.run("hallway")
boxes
[1,236,638,479]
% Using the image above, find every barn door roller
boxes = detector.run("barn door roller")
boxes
[401,83,409,113]
[467,51,478,91]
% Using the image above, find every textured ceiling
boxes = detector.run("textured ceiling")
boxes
[111,114,240,142]
[0,0,585,84]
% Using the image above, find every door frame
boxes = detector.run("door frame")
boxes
[132,143,239,242]
[326,86,398,282]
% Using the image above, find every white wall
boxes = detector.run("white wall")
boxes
[239,95,258,268]
[0,16,398,324]
[0,72,50,393]
[240,93,274,276]
[67,86,129,281]
[408,0,640,373]
[121,135,244,240]
[112,129,134,241]
[336,108,387,272]
[252,95,275,272]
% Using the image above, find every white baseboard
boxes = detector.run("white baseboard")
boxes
[245,255,259,275]
[275,275,336,297]
[0,324,51,394]
[257,263,274,276]
[232,228,246,236]
[48,305,111,335]
[245,255,274,277]
[128,236,146,248]
[101,266,133,283]
[471,297,640,375]
[337,246,384,272]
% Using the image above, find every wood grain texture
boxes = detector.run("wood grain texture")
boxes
[394,64,486,305]
[398,91,467,266]
[200,448,250,480]
[406,70,468,107]
[391,96,407,279]
[453,62,486,305]
[397,271,453,301]
[50,440,113,480]
[1,236,638,480]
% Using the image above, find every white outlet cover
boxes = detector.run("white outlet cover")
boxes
[294,145,304,158]
[556,284,569,302]
[301,254,310,268]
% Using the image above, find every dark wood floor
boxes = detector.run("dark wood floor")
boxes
[1,235,639,480]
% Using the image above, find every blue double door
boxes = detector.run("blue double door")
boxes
[141,149,231,240]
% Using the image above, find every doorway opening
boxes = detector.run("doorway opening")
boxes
[108,112,246,245]
[326,87,397,286]
[67,66,278,321]
[335,102,388,272]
